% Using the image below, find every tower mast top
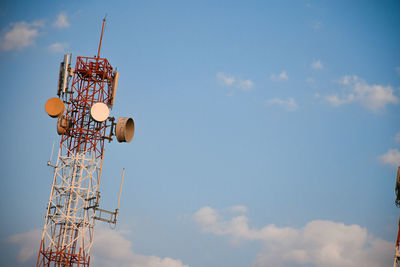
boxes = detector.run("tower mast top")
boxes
[97,17,106,58]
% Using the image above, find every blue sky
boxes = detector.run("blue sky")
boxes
[0,1,400,266]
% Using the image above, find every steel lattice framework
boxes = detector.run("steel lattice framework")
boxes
[394,167,400,267]
[395,216,400,267]
[37,149,101,266]
[62,56,114,159]
[37,19,127,267]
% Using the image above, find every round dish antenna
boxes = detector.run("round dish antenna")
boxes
[90,102,110,122]
[116,117,134,143]
[45,97,65,118]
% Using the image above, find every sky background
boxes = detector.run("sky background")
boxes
[0,1,400,266]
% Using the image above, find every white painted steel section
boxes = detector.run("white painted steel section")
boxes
[39,143,102,260]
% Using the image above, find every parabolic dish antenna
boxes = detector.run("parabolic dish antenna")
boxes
[116,117,134,143]
[45,97,65,118]
[90,102,110,122]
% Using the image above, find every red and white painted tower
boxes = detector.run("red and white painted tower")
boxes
[394,167,400,267]
[37,18,134,266]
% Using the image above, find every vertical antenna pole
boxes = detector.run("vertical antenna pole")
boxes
[97,18,106,58]
[117,168,125,211]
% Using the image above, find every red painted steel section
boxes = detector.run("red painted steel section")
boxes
[61,56,114,159]
[37,220,92,266]
[397,217,400,249]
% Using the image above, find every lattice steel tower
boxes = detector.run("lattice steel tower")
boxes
[37,18,134,266]
[394,167,400,267]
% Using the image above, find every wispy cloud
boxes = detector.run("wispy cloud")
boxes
[379,148,400,167]
[0,21,44,51]
[324,75,398,112]
[267,97,297,111]
[48,42,68,53]
[216,72,254,93]
[311,59,323,70]
[238,79,254,91]
[325,94,351,106]
[270,71,288,81]
[217,72,235,86]
[194,206,392,267]
[9,227,189,267]
[8,229,41,263]
[53,13,70,29]
[92,226,188,267]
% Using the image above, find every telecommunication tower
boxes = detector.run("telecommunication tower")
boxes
[36,18,134,266]
[395,166,400,266]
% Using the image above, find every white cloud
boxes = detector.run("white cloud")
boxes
[194,206,393,267]
[216,72,254,93]
[194,206,298,242]
[0,21,43,51]
[217,72,235,86]
[379,148,400,167]
[267,97,297,111]
[311,60,323,70]
[48,42,68,53]
[53,13,70,29]
[8,227,188,267]
[325,94,353,106]
[92,227,188,267]
[238,79,254,91]
[270,71,288,81]
[325,75,398,112]
[8,229,41,263]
